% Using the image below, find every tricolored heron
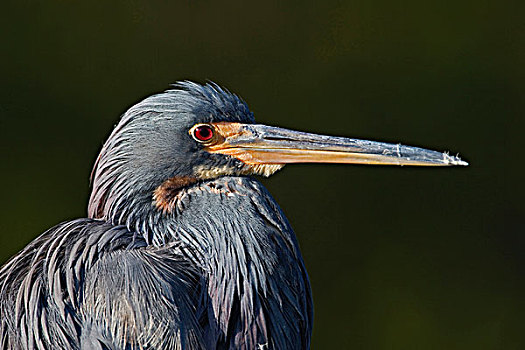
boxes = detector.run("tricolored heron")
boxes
[0,81,467,349]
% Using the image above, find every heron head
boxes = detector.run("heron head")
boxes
[88,81,258,219]
[89,81,467,220]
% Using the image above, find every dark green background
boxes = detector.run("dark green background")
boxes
[0,1,518,349]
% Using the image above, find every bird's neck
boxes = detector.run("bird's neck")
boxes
[104,176,297,267]
[103,176,311,348]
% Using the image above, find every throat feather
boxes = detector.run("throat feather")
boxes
[153,164,284,214]
[153,176,198,213]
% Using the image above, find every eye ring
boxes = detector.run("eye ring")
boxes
[190,124,215,143]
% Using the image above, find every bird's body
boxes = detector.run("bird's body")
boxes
[0,82,466,349]
[1,177,311,349]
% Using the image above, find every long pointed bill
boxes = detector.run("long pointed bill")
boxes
[202,122,468,167]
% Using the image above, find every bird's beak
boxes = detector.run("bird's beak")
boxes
[204,122,468,167]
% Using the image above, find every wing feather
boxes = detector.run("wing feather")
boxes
[0,219,202,350]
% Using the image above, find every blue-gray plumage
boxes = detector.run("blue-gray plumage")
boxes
[0,81,467,349]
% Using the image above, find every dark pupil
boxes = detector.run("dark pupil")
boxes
[195,125,213,141]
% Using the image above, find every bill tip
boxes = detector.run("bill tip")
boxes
[443,152,469,166]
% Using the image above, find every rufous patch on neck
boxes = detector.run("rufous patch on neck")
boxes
[153,176,198,213]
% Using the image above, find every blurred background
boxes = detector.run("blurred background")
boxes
[0,1,519,349]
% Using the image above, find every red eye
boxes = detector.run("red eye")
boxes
[192,124,214,142]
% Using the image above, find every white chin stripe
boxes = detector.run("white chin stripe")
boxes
[195,164,285,179]
[245,164,284,177]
